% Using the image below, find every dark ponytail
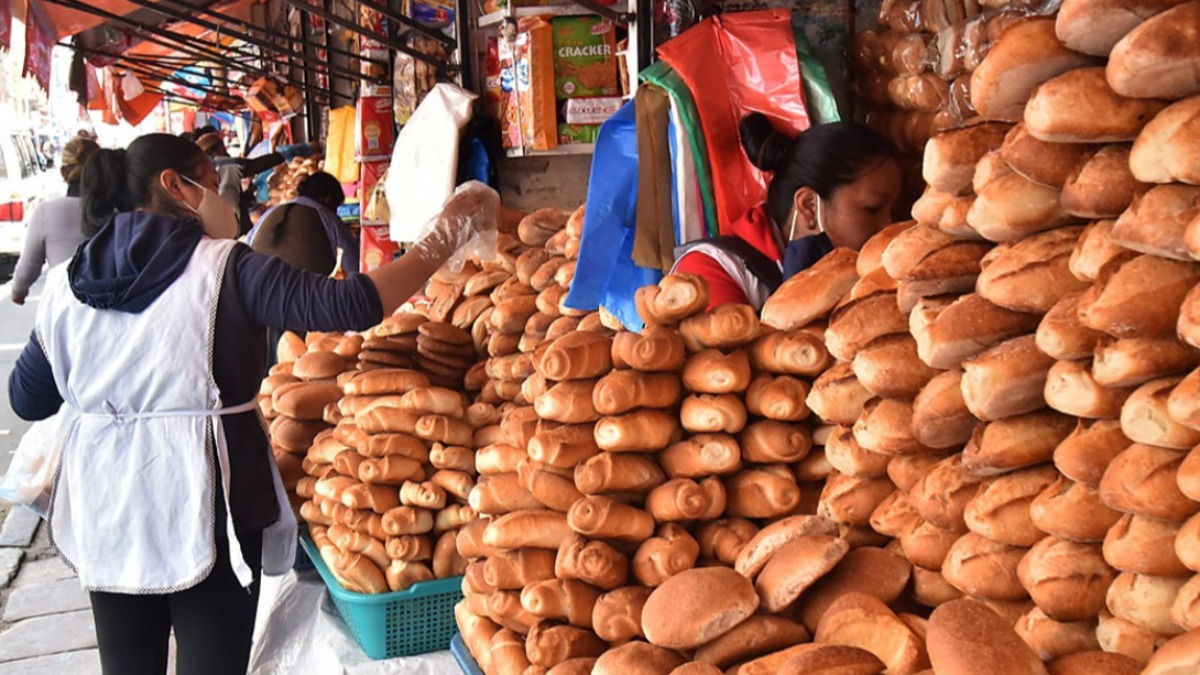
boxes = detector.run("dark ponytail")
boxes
[740,113,895,226]
[79,133,209,236]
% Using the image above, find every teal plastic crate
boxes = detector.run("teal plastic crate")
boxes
[300,533,464,659]
[294,525,315,572]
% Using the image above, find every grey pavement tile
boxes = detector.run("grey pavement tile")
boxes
[0,610,96,663]
[2,649,100,675]
[0,509,40,548]
[3,576,90,622]
[0,548,23,589]
[12,557,73,588]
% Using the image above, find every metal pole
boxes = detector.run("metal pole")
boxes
[357,0,455,48]
[275,0,449,71]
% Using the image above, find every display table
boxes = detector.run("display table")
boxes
[249,569,460,675]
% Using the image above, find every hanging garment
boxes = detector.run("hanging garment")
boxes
[633,84,676,272]
[668,99,706,246]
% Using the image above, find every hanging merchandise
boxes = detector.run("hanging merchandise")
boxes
[633,84,676,272]
[795,29,841,125]
[324,106,360,186]
[23,0,54,93]
[385,83,478,243]
[563,101,662,331]
[500,18,557,151]
[640,60,719,238]
[0,0,11,52]
[668,101,706,246]
[357,95,395,160]
[657,9,811,235]
[359,223,402,272]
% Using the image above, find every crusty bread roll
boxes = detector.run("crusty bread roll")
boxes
[469,474,542,515]
[592,641,686,675]
[518,459,585,513]
[1180,444,1200,502]
[524,621,606,667]
[852,333,939,399]
[923,123,1010,194]
[807,363,874,425]
[755,533,850,613]
[592,371,681,416]
[554,533,629,591]
[1049,650,1142,675]
[1000,122,1088,189]
[680,394,747,434]
[641,566,759,649]
[1025,68,1168,143]
[273,382,344,421]
[899,515,967,572]
[870,490,921,539]
[858,221,912,277]
[823,425,890,478]
[853,397,932,457]
[750,330,832,377]
[1055,0,1191,57]
[1114,185,1200,261]
[694,518,758,567]
[476,443,528,476]
[415,414,473,447]
[335,552,390,594]
[1104,513,1188,577]
[745,374,810,422]
[813,593,929,675]
[967,169,1075,242]
[910,564,965,608]
[593,409,681,452]
[797,547,912,633]
[1069,220,1127,283]
[1107,2,1200,100]
[922,294,1041,369]
[851,267,899,301]
[537,332,613,382]
[913,187,957,226]
[740,419,812,464]
[964,465,1059,546]
[681,349,751,395]
[1094,337,1200,390]
[1037,292,1105,361]
[1131,95,1200,186]
[526,423,599,469]
[733,514,840,580]
[678,303,762,352]
[611,326,687,372]
[961,335,1054,421]
[881,224,969,285]
[723,470,802,519]
[566,494,655,543]
[591,586,650,643]
[645,477,726,522]
[1121,376,1200,448]
[977,226,1088,314]
[1107,571,1188,637]
[483,510,573,550]
[483,548,558,590]
[632,523,701,587]
[817,471,895,528]
[1054,419,1130,487]
[1044,359,1137,419]
[927,599,1049,675]
[761,248,859,331]
[1062,146,1148,220]
[1101,443,1198,520]
[912,370,975,450]
[534,380,600,425]
[574,452,666,496]
[1015,608,1102,662]
[659,433,742,478]
[745,643,885,675]
[941,532,1028,601]
[1172,575,1200,631]
[638,273,711,325]
[825,292,908,363]
[909,454,985,530]
[692,615,809,669]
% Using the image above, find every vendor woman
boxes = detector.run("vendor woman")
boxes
[674,113,901,310]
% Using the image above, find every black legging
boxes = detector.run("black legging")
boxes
[89,530,263,675]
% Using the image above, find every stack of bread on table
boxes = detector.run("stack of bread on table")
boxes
[452,0,1200,672]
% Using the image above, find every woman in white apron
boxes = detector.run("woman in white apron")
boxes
[7,133,496,675]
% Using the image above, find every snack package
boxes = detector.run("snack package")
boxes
[357,95,395,159]
[360,225,402,272]
[501,18,557,150]
[559,123,601,145]
[552,16,619,99]
[564,96,623,125]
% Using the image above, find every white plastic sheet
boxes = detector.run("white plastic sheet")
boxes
[250,570,460,675]
[385,83,479,244]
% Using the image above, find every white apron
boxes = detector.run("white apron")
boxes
[35,238,296,593]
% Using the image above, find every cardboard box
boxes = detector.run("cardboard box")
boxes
[360,225,403,273]
[357,95,395,158]
[552,16,619,99]
[563,96,622,125]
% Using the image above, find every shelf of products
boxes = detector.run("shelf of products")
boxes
[478,1,630,28]
[504,143,596,158]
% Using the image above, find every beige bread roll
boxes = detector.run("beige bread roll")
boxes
[1144,627,1200,675]
[272,416,333,452]
[977,226,1089,314]
[911,564,965,608]
[882,223,967,280]
[524,621,606,668]
[967,170,1074,242]
[964,465,1059,546]
[1044,359,1136,419]
[518,460,585,513]
[824,425,890,478]
[723,469,802,519]
[807,363,874,425]
[554,534,629,591]
[900,517,964,571]
[941,532,1029,601]
[817,472,895,527]
[852,333,939,399]
[430,470,475,503]
[1069,219,1127,283]
[733,515,840,580]
[1054,0,1191,57]
[760,248,859,331]
[824,292,908,363]
[692,615,809,669]
[1122,377,1200,448]
[747,644,885,675]
[974,151,1012,194]
[276,331,307,364]
[853,397,933,457]
[483,549,557,590]
[922,123,1010,194]
[641,565,759,649]
[593,409,681,452]
[341,482,403,514]
[526,423,599,469]
[640,273,711,325]
[1173,575,1200,632]
[415,415,474,447]
[1100,443,1197,520]
[681,349,751,395]
[754,533,850,613]
[430,443,475,473]
[491,295,540,334]
[1000,122,1088,189]
[695,518,759,566]
[937,194,982,241]
[927,599,1048,675]
[534,380,600,425]
[489,628,531,674]
[293,350,347,382]
[536,332,613,382]
[813,593,929,675]
[749,329,832,377]
[1048,650,1142,675]
[592,641,686,675]
[334,552,390,594]
[1062,146,1148,220]
[1097,611,1165,664]
[913,187,957,226]
[912,370,976,449]
[632,523,700,587]
[680,394,747,434]
[470,474,542,515]
[1025,68,1168,143]
[592,371,682,416]
[1181,445,1200,502]
[1104,514,1187,576]
[922,294,1041,369]
[476,444,527,476]
[1107,2,1200,100]
[1014,608,1101,662]
[851,267,899,301]
[740,420,812,464]
[358,455,425,486]
[965,410,1076,477]
[659,433,742,478]
[273,382,344,421]
[1037,292,1105,361]
[1173,367,1200,434]
[745,374,810,422]
[961,335,1054,421]
[908,455,984,530]
[574,452,666,496]
[1115,185,1200,261]
[870,490,921,538]
[399,386,467,418]
[327,525,390,570]
[387,534,432,565]
[435,505,476,534]
[611,326,687,372]
[1131,96,1200,185]
[1107,571,1188,636]
[858,221,912,277]
[483,510,572,550]
[645,477,726,522]
[591,586,651,642]
[970,17,1099,121]
[1031,476,1123,543]
[797,546,912,632]
[678,304,761,352]
[1179,285,1200,351]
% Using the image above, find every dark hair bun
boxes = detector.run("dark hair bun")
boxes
[740,113,794,172]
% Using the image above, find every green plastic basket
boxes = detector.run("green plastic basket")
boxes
[300,533,464,659]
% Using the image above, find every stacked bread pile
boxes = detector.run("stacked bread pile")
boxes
[266,154,324,206]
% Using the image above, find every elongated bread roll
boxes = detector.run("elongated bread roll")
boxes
[534,380,601,425]
[574,452,666,495]
[591,587,651,643]
[537,332,613,381]
[745,374,810,422]
[923,123,1011,194]
[909,454,985,530]
[756,535,850,613]
[961,335,1055,421]
[335,552,390,594]
[978,227,1088,314]
[343,368,431,396]
[1104,514,1187,577]
[1025,68,1168,143]
[1167,366,1200,431]
[695,518,759,567]
[965,410,1075,477]
[646,477,727,522]
[1115,184,1200,261]
[555,534,630,591]
[1055,0,1191,57]
[382,506,435,536]
[469,474,541,515]
[968,170,1075,242]
[632,524,701,588]
[1001,122,1088,189]
[681,394,748,434]
[1177,281,1200,350]
[807,363,874,425]
[854,397,933,457]
[611,326,687,372]
[922,294,1041,369]
[740,420,812,464]
[964,465,1058,547]
[853,333,939,399]
[825,293,908,362]
[517,459,584,513]
[1062,145,1149,220]
[1132,95,1200,185]
[682,349,752,394]
[723,470,802,519]
[520,578,602,629]
[1018,536,1114,623]
[679,303,762,352]
[483,548,558,590]
[1107,2,1200,100]
[592,371,682,415]
[1045,359,1137,419]
[648,273,711,323]
[1100,443,1198,520]
[1122,377,1200,449]
[567,495,656,543]
[593,409,681,452]
[1031,476,1122,544]
[942,532,1028,601]
[484,510,573,550]
[659,434,743,478]
[913,370,975,449]
[359,455,425,486]
[527,423,600,469]
[1038,292,1105,361]
[1069,220,1126,283]
[761,248,859,331]
[341,482,402,514]
[824,425,890,478]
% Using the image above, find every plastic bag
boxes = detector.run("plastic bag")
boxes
[363,169,391,223]
[415,180,500,274]
[795,30,841,124]
[0,407,80,518]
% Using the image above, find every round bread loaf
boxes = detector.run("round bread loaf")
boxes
[927,599,1048,675]
[641,567,759,649]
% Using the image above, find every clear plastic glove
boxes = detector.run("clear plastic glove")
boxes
[410,180,500,272]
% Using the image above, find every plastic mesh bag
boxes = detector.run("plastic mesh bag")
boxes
[0,407,80,518]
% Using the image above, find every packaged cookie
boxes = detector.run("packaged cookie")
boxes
[552,16,619,99]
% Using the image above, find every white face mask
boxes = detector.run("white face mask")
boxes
[181,175,239,240]
[788,196,826,241]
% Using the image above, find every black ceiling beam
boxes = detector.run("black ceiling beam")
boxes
[356,0,455,48]
[274,0,449,72]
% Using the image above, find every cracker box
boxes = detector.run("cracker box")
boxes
[552,16,619,99]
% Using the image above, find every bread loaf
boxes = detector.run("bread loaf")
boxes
[852,333,939,399]
[524,621,606,667]
[680,394,747,434]
[593,409,681,452]
[754,534,850,613]
[1104,514,1188,577]
[692,615,809,669]
[740,644,884,675]
[761,248,859,331]
[978,227,1088,314]
[1131,95,1200,185]
[968,169,1075,242]
[817,471,895,528]
[913,187,957,226]
[611,326,687,372]
[1062,146,1148,219]
[1052,420,1131,488]
[483,549,557,590]
[807,363,874,425]
[632,523,701,587]
[750,330,832,376]
[335,553,390,594]
[1070,220,1127,283]
[939,532,1029,601]
[682,349,752,395]
[922,124,1011,194]
[1181,445,1200,502]
[1049,650,1142,675]
[870,490,921,539]
[526,423,599,469]
[592,371,681,416]
[900,515,967,571]
[813,593,929,674]
[693,517,758,567]
[554,534,629,591]
[1101,443,1198,520]
[911,370,975,449]
[825,292,908,362]
[574,452,666,495]
[1055,0,1191,57]
[1038,292,1105,361]
[537,332,613,381]
[964,465,1059,546]
[591,586,650,642]
[483,510,573,550]
[910,564,965,607]
[1107,2,1200,100]
[824,425,890,478]
[1044,359,1137,419]
[723,470,802,519]
[534,380,600,425]
[961,335,1054,421]
[858,221,912,277]
[659,434,742,478]
[744,374,810,422]
[470,474,542,515]
[733,515,840,580]
[927,599,1049,675]
[1107,572,1188,637]
[1015,608,1102,662]
[922,294,1042,369]
[1096,334,1200,387]
[1025,68,1168,143]
[1114,185,1200,261]
[1001,123,1088,189]
[853,397,932,457]
[909,454,985,530]
[592,641,686,675]
[518,460,585,513]
[1122,377,1200,448]
[678,304,761,352]
[645,477,726,522]
[1096,611,1165,664]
